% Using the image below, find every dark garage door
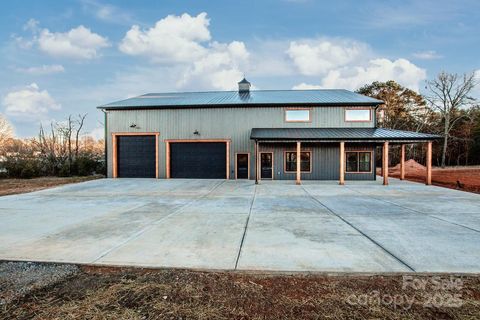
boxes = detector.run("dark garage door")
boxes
[170,142,226,178]
[117,135,156,178]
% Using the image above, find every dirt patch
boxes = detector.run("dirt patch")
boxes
[0,175,103,196]
[1,263,479,319]
[380,160,480,194]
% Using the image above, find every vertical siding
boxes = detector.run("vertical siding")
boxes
[258,142,375,181]
[106,106,375,179]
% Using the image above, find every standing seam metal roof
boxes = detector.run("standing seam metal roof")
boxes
[98,89,383,109]
[250,128,441,141]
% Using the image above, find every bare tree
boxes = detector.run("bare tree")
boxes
[0,113,14,144]
[425,72,478,167]
[75,114,87,158]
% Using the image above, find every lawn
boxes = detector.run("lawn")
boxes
[1,262,479,319]
[0,176,103,196]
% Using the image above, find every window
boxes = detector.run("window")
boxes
[346,151,372,173]
[345,109,371,122]
[285,109,311,122]
[285,151,311,172]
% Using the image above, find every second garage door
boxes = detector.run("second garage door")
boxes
[170,142,227,178]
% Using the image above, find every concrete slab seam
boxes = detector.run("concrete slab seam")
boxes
[345,186,480,234]
[91,180,227,263]
[234,185,257,270]
[301,185,416,272]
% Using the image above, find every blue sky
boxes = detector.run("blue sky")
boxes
[1,0,479,138]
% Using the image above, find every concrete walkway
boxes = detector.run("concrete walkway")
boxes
[0,178,479,273]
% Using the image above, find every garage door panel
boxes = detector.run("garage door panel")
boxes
[117,136,156,178]
[170,142,226,179]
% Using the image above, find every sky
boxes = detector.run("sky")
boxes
[1,0,479,138]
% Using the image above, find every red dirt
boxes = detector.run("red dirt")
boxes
[381,160,480,194]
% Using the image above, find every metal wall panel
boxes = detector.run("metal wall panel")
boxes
[258,142,375,180]
[106,106,375,179]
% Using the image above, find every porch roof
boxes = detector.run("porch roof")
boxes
[250,128,441,143]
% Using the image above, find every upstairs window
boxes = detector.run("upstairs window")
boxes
[285,108,311,122]
[346,151,372,173]
[345,109,371,122]
[285,151,311,172]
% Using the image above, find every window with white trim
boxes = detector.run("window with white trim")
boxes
[285,109,310,122]
[345,109,371,122]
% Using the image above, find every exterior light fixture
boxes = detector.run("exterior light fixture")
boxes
[193,130,200,135]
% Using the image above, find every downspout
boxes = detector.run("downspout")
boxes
[101,109,108,177]
[373,104,381,180]
[374,104,381,128]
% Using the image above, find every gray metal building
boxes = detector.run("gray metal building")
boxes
[98,79,439,184]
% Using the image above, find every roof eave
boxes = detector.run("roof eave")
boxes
[98,101,383,110]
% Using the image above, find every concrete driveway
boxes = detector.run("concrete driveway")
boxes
[0,178,479,273]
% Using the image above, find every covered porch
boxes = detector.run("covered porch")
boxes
[250,128,440,186]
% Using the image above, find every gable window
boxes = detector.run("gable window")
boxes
[346,151,372,173]
[345,109,371,122]
[285,151,311,172]
[285,108,311,122]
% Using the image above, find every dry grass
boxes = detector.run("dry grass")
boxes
[0,176,103,197]
[2,266,480,319]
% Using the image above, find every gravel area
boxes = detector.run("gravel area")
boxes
[0,261,79,306]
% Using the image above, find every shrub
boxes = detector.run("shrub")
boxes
[20,163,36,179]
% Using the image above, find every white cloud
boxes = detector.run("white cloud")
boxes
[2,83,61,121]
[287,39,369,75]
[16,64,65,75]
[292,83,323,90]
[119,12,211,63]
[413,50,442,60]
[84,127,104,140]
[81,0,134,25]
[320,58,426,91]
[287,37,426,92]
[23,18,39,32]
[38,25,110,59]
[178,41,249,90]
[119,13,250,90]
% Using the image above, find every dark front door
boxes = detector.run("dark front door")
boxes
[260,152,273,179]
[170,142,226,178]
[117,135,156,178]
[236,153,249,179]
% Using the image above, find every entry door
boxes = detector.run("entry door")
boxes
[260,152,273,179]
[236,153,249,179]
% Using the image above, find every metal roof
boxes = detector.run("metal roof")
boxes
[98,89,383,109]
[250,128,441,141]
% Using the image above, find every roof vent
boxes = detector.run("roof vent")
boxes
[238,78,251,93]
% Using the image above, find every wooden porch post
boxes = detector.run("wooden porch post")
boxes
[296,141,301,185]
[383,141,389,186]
[380,145,384,177]
[400,144,405,180]
[165,141,171,179]
[339,141,345,185]
[426,141,432,185]
[255,140,259,184]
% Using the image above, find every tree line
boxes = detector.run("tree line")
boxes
[357,71,479,167]
[0,114,104,178]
